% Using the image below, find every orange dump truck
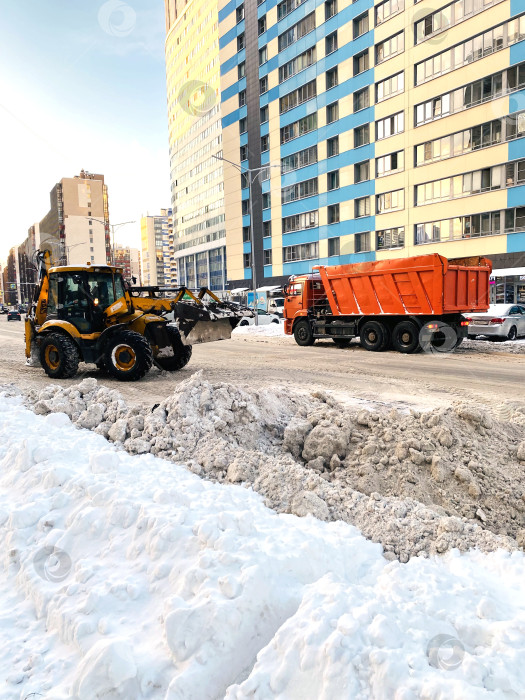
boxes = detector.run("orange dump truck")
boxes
[283,254,492,353]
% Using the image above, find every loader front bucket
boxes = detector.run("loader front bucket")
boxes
[171,300,250,345]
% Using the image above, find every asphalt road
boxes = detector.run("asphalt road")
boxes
[1,318,524,410]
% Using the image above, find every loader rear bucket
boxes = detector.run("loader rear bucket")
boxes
[171,300,250,345]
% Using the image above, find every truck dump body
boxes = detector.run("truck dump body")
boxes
[315,254,491,317]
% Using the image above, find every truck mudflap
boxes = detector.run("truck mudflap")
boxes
[171,300,251,345]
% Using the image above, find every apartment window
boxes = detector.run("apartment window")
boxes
[261,135,269,152]
[260,105,269,123]
[241,172,249,189]
[415,118,505,166]
[354,232,371,253]
[354,50,369,76]
[243,253,251,268]
[327,170,339,190]
[236,4,244,23]
[326,32,338,55]
[259,46,268,65]
[263,221,272,237]
[89,228,93,235]
[327,136,339,157]
[375,0,404,26]
[277,0,307,20]
[240,144,248,161]
[280,114,317,143]
[281,145,318,173]
[377,189,405,213]
[377,227,405,250]
[354,124,370,147]
[326,101,339,123]
[354,160,370,183]
[376,111,404,139]
[415,164,507,206]
[354,12,369,39]
[283,242,319,262]
[237,34,245,51]
[279,47,316,83]
[91,256,95,262]
[264,249,273,266]
[355,197,370,218]
[238,62,245,79]
[282,210,318,233]
[242,199,250,215]
[376,71,404,102]
[376,31,404,64]
[376,151,404,177]
[90,247,94,253]
[325,0,337,20]
[328,204,340,224]
[242,226,251,242]
[326,67,338,89]
[279,80,317,113]
[239,90,246,107]
[260,76,268,94]
[239,117,247,134]
[258,16,266,35]
[261,166,271,181]
[328,237,340,256]
[354,87,369,112]
[278,13,315,51]
[507,111,525,141]
[416,0,507,46]
[88,219,92,225]
[282,177,318,203]
[262,193,271,209]
[414,15,524,86]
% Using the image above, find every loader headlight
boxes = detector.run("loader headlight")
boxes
[94,298,99,306]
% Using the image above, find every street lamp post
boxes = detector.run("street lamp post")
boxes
[87,218,136,265]
[212,154,280,326]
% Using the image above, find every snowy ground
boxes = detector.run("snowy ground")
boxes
[1,392,525,699]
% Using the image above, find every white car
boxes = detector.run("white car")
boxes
[467,304,525,340]
[237,309,281,326]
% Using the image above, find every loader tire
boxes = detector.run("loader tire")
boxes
[293,320,314,346]
[103,330,153,382]
[154,325,192,372]
[39,333,80,379]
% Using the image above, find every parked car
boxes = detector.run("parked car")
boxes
[0,305,8,314]
[467,304,525,340]
[7,309,22,321]
[238,309,280,326]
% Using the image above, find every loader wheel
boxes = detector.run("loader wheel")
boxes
[359,321,390,352]
[293,320,314,346]
[154,325,192,372]
[391,320,421,354]
[104,330,153,382]
[39,333,80,379]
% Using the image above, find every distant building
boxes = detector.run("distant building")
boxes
[140,209,174,286]
[165,0,227,292]
[2,248,18,306]
[113,245,143,285]
[17,224,40,304]
[130,248,142,285]
[39,169,110,266]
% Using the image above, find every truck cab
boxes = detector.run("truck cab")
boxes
[283,274,327,334]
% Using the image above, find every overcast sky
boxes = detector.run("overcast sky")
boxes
[0,0,171,264]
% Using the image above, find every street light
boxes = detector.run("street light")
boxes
[64,242,87,265]
[212,153,281,325]
[86,218,136,265]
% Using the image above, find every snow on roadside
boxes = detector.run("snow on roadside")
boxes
[1,394,525,699]
[232,321,285,336]
[460,338,525,355]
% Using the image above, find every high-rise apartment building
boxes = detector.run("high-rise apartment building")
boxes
[165,0,228,292]
[39,170,110,266]
[140,209,175,286]
[114,245,143,284]
[218,0,525,303]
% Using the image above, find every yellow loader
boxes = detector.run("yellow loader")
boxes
[25,250,251,381]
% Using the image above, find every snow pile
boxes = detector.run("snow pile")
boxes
[1,394,525,699]
[232,322,285,336]
[20,375,525,560]
[460,338,525,355]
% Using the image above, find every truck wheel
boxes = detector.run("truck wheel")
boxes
[103,330,153,381]
[154,325,192,371]
[359,321,390,352]
[39,333,80,379]
[391,320,421,354]
[293,320,314,346]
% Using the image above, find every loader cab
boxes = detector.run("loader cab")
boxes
[46,267,129,334]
